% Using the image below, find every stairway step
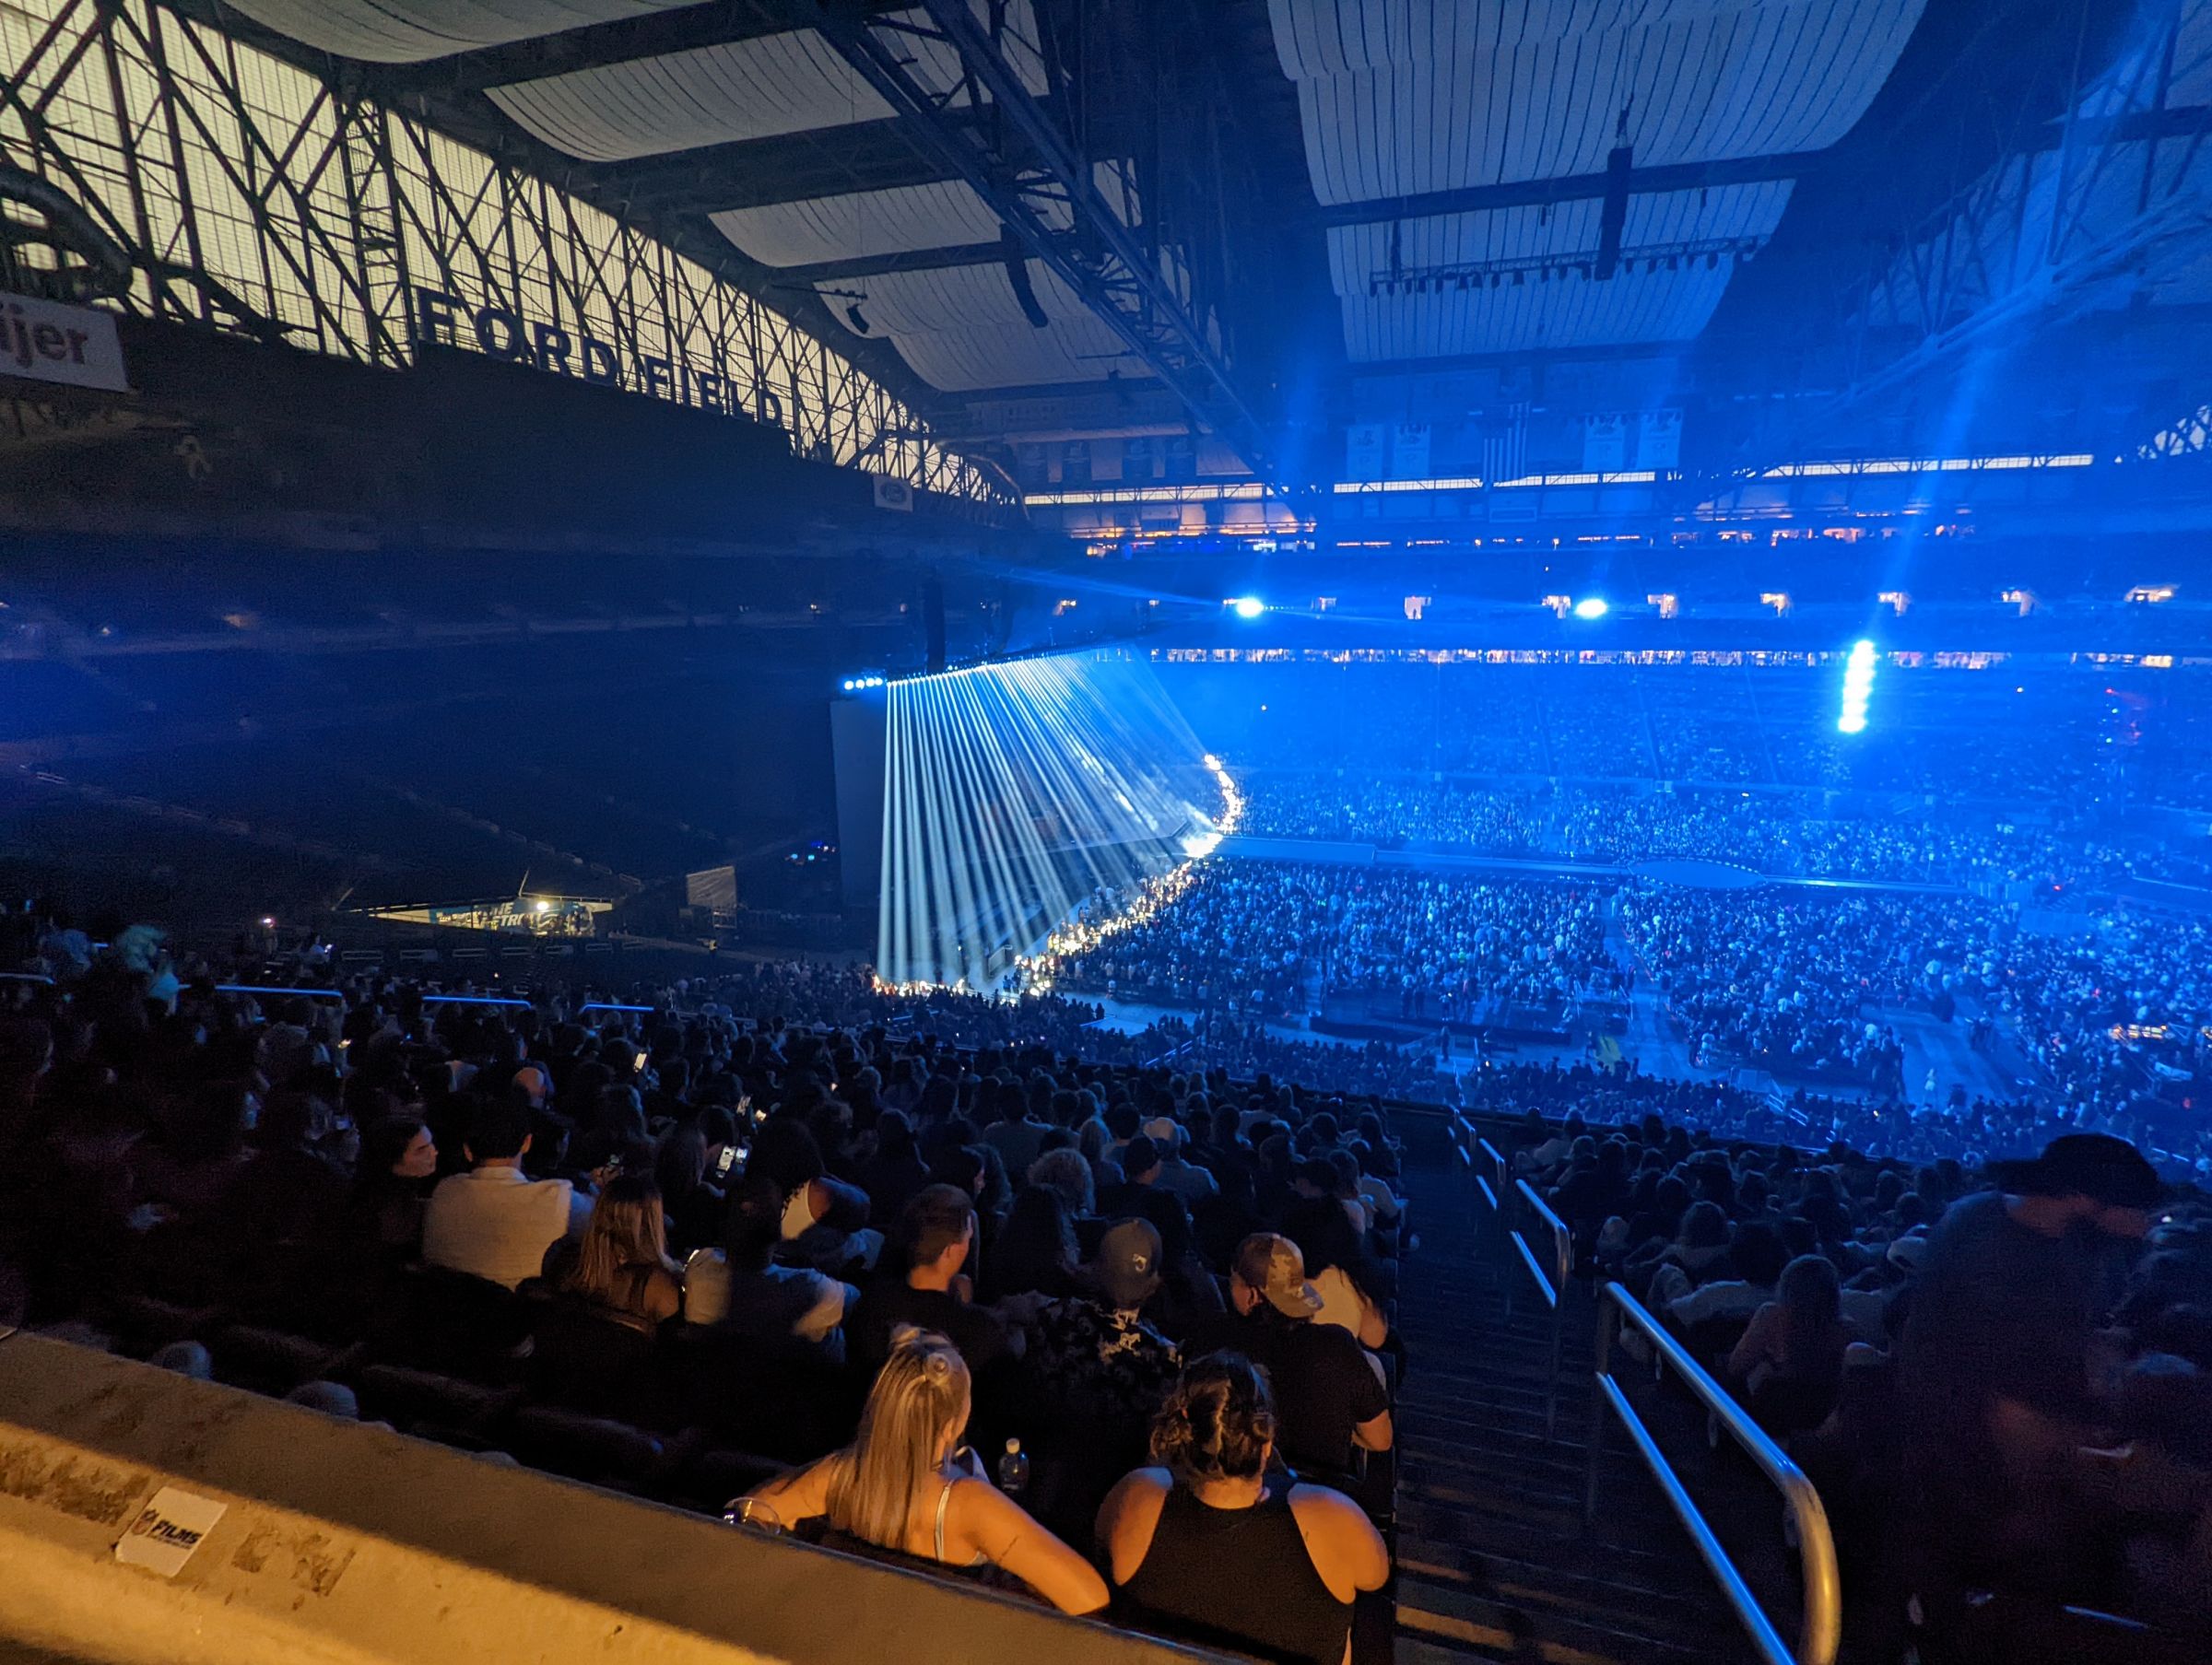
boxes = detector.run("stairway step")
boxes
[1392,1157,1760,1665]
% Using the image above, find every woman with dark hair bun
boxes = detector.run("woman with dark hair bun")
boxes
[1095,1352,1388,1665]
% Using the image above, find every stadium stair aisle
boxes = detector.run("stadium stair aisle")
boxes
[1391,1154,1759,1665]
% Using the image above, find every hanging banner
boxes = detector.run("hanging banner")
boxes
[1344,421,1386,479]
[2,290,128,393]
[1388,422,1431,480]
[1637,408,1683,471]
[1583,412,1629,472]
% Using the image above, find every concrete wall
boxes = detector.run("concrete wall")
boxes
[0,1333,1218,1665]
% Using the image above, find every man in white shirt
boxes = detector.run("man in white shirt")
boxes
[422,1100,579,1289]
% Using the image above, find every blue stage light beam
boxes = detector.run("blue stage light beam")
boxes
[876,653,1230,992]
[1230,596,1265,620]
[1838,639,1878,733]
[1571,596,1609,619]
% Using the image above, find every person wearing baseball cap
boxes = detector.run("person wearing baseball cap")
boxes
[1896,1133,2166,1574]
[1017,1218,1182,1535]
[1185,1233,1391,1477]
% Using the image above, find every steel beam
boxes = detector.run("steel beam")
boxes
[1312,152,1811,230]
[773,240,1004,285]
[816,0,1289,492]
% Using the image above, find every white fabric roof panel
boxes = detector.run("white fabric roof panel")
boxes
[1275,0,1924,205]
[1340,262,1734,358]
[488,30,890,161]
[1272,0,1757,78]
[486,3,1046,164]
[713,181,1008,268]
[817,259,1149,391]
[888,325,1151,393]
[1328,180,1791,358]
[223,0,694,64]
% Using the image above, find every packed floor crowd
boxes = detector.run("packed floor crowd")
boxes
[1512,1094,2211,1656]
[1231,774,2146,890]
[1047,863,1620,1025]
[1166,661,2204,807]
[0,944,1410,1662]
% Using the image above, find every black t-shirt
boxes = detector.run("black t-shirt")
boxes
[850,1278,1012,1378]
[1898,1191,2115,1480]
[1096,1179,1194,1264]
[1186,1307,1388,1475]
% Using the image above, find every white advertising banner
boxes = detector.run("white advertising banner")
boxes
[2,291,128,392]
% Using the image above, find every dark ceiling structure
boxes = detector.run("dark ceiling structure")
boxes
[11,0,2211,502]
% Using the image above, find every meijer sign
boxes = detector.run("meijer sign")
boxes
[1,290,128,393]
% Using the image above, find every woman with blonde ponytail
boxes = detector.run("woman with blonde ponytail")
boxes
[738,1327,1107,1614]
[1096,1352,1389,1664]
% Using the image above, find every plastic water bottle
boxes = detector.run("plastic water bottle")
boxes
[995,1437,1029,1495]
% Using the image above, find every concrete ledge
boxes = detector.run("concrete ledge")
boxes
[0,1333,1219,1665]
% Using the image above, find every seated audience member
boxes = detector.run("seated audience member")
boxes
[221,1088,351,1256]
[1022,1220,1182,1467]
[1896,1133,2164,1581]
[740,1327,1108,1614]
[1144,1117,1218,1206]
[748,1118,879,1273]
[851,1184,1013,1380]
[421,1099,579,1289]
[545,1174,682,1330]
[1188,1234,1391,1475]
[1097,1135,1194,1263]
[1725,1253,1850,1436]
[1026,1146,1098,1221]
[1658,1220,1790,1347]
[1280,1196,1393,1352]
[984,1185,1082,1306]
[1097,1351,1389,1665]
[343,1117,438,1260]
[852,1109,929,1228]
[652,1126,724,1255]
[982,1088,1055,1178]
[684,1173,856,1353]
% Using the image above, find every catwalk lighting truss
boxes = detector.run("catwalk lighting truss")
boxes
[0,0,1008,508]
[877,651,1230,993]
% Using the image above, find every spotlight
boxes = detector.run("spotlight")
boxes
[842,679,856,691]
[1230,596,1265,620]
[1838,639,1877,733]
[1571,596,1609,619]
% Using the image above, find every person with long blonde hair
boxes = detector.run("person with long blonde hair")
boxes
[739,1327,1107,1615]
[554,1173,681,1327]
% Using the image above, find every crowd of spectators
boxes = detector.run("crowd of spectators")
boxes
[1048,862,1619,1026]
[1231,774,2151,890]
[1514,1097,2212,1655]
[1169,662,2210,808]
[0,938,1410,1661]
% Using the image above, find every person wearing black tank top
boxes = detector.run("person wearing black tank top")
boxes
[1097,1351,1388,1665]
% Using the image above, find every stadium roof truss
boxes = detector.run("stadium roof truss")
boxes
[1729,0,2212,475]
[78,0,1292,492]
[0,0,1018,510]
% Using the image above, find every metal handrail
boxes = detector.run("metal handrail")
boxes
[1514,1180,1571,1295]
[1475,1138,1507,1212]
[1510,1179,1572,1435]
[1587,1283,1841,1665]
